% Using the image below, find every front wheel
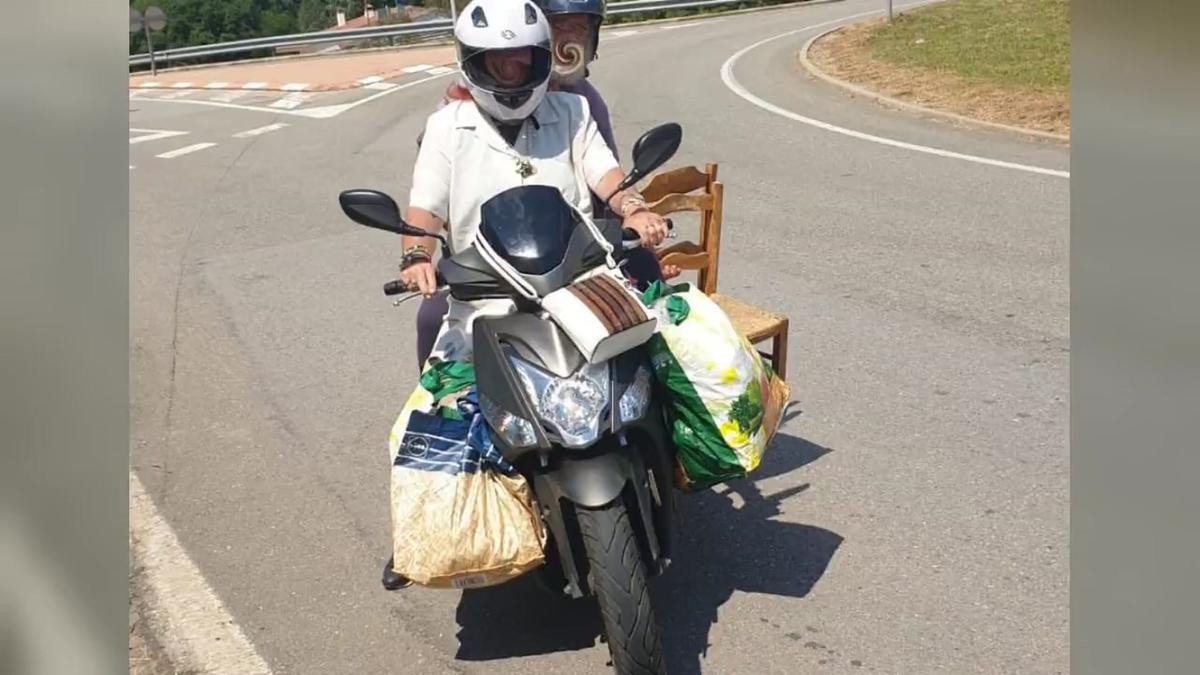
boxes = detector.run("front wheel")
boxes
[577,499,666,675]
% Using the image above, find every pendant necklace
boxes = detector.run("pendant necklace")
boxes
[512,123,536,179]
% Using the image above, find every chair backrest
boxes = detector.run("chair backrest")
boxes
[641,163,723,294]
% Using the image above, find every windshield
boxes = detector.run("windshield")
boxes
[478,185,580,276]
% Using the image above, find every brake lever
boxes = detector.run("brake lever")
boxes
[391,286,450,307]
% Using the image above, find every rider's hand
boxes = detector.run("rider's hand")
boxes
[661,263,682,281]
[624,209,669,248]
[400,261,438,297]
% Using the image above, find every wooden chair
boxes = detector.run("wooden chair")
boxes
[641,163,790,379]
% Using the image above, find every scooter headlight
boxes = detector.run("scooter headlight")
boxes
[507,353,610,448]
[479,391,538,448]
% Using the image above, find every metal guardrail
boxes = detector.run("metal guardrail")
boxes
[129,0,767,68]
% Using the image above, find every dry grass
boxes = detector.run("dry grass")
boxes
[809,0,1070,136]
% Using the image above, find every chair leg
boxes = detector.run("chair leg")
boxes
[771,322,789,380]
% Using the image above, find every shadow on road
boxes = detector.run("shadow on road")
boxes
[452,431,842,672]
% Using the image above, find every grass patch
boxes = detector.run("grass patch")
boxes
[869,0,1069,94]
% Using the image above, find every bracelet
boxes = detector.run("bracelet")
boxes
[618,192,648,218]
[402,244,431,258]
[400,249,431,272]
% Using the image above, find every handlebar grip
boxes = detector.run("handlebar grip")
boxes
[383,280,408,296]
[620,218,676,248]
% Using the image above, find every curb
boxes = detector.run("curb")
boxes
[798,24,1070,144]
[130,64,459,93]
[129,39,454,77]
[129,0,845,81]
[605,0,847,28]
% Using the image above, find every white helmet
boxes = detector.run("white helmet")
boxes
[454,0,553,123]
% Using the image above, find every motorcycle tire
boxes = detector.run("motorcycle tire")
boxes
[577,498,666,675]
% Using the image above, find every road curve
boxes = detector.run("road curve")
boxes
[130,1,1068,673]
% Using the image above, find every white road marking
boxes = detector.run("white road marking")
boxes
[138,70,456,119]
[608,29,639,38]
[364,81,397,91]
[138,82,161,88]
[155,142,218,159]
[402,64,433,73]
[718,3,1069,179]
[659,21,706,31]
[269,92,313,110]
[426,66,456,75]
[130,165,135,169]
[171,82,193,89]
[243,82,268,89]
[233,122,289,138]
[358,75,385,85]
[293,71,457,119]
[205,81,230,89]
[211,90,250,103]
[130,472,274,675]
[159,90,195,100]
[281,82,309,91]
[130,128,189,144]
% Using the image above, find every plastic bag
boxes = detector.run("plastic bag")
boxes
[387,363,546,588]
[642,282,791,491]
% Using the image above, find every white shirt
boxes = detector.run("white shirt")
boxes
[408,91,619,255]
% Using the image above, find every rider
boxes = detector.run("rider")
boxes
[411,0,671,383]
[383,0,669,591]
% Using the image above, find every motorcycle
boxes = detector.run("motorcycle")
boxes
[339,124,684,675]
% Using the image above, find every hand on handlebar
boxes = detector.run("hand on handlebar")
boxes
[623,210,670,248]
[400,260,439,298]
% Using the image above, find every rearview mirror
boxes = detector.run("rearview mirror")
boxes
[339,189,408,235]
[618,123,683,192]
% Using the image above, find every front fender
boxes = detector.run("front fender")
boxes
[532,443,663,598]
[537,451,630,508]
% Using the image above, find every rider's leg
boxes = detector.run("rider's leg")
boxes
[415,293,451,369]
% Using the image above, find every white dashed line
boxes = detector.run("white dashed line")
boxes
[426,66,456,75]
[607,29,640,39]
[130,473,274,675]
[138,82,161,88]
[242,82,268,89]
[205,82,230,89]
[358,75,385,85]
[364,81,398,91]
[233,122,289,138]
[171,82,193,89]
[155,142,217,159]
[402,64,433,73]
[129,128,189,144]
[159,90,194,100]
[281,83,309,91]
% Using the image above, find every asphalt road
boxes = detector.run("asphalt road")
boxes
[130,1,1069,673]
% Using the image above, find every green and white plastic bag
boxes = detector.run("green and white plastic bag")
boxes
[641,282,791,490]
